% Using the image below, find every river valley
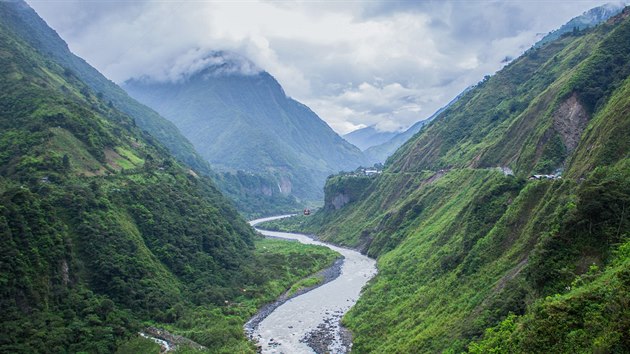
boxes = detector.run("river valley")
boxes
[247,216,377,354]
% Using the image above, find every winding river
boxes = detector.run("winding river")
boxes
[247,215,377,354]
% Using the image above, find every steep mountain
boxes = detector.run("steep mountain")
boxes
[124,57,366,201]
[343,125,398,151]
[262,8,630,353]
[0,0,299,216]
[0,3,337,353]
[0,0,209,175]
[536,2,625,47]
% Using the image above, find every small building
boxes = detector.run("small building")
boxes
[364,168,380,176]
[529,173,561,180]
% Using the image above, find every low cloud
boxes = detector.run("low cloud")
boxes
[306,81,448,133]
[136,49,262,83]
[28,0,617,134]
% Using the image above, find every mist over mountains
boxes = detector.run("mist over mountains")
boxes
[1,1,629,353]
[342,125,398,151]
[124,54,367,201]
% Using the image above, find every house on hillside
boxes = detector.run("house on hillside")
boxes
[364,168,380,176]
[529,173,562,180]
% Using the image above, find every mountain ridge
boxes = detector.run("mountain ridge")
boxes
[124,59,367,201]
[0,1,301,216]
[343,125,398,151]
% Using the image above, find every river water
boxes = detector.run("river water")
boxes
[248,215,377,354]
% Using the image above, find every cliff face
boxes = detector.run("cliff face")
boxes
[323,175,372,210]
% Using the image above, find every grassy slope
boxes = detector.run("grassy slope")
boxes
[0,0,211,175]
[0,14,338,353]
[262,10,630,353]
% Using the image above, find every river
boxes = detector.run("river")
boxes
[247,215,377,354]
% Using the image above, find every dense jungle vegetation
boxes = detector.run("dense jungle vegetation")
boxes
[0,0,303,219]
[0,8,338,353]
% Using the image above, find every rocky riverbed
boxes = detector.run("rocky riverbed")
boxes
[244,257,344,339]
[246,216,377,354]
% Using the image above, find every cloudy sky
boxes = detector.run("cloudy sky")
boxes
[27,0,622,134]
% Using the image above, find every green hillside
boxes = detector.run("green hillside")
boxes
[0,8,337,353]
[0,0,299,218]
[0,0,209,175]
[261,9,630,353]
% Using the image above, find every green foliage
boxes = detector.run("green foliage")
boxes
[0,9,339,353]
[567,74,630,177]
[468,314,518,354]
[115,337,160,354]
[526,161,630,295]
[564,15,630,114]
[533,132,566,173]
[471,238,630,353]
[278,11,630,353]
[212,170,301,219]
[256,214,316,234]
[287,276,324,297]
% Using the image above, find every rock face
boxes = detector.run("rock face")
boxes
[331,194,351,210]
[323,175,372,210]
[553,94,589,152]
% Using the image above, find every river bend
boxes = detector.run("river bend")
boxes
[248,216,377,354]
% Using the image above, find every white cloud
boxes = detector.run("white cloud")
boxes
[137,49,262,83]
[27,0,617,134]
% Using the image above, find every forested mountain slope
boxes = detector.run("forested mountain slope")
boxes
[0,0,209,175]
[264,8,630,353]
[0,8,336,353]
[0,0,299,217]
[124,59,366,201]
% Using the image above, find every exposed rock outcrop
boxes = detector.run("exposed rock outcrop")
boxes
[553,94,589,153]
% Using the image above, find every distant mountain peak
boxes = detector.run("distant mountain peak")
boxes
[123,52,365,200]
[535,2,626,47]
[343,125,398,151]
[190,50,261,78]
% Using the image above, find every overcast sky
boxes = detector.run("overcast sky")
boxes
[27,0,622,134]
